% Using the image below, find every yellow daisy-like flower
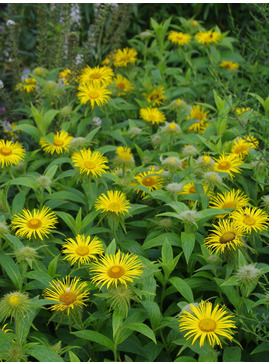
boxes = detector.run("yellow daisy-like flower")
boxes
[230,206,269,234]
[11,206,58,240]
[62,234,104,266]
[179,300,236,347]
[140,107,166,125]
[79,66,114,86]
[147,87,166,106]
[71,149,109,178]
[168,31,191,46]
[0,139,25,167]
[236,107,251,116]
[231,138,251,157]
[77,82,111,108]
[204,219,245,254]
[95,190,131,216]
[134,168,164,196]
[214,153,243,178]
[16,78,37,93]
[114,74,133,95]
[40,131,73,155]
[58,68,71,85]
[246,135,258,149]
[220,61,239,71]
[90,250,143,289]
[44,276,90,315]
[113,47,138,68]
[180,182,207,195]
[187,105,209,133]
[195,30,221,45]
[209,189,249,217]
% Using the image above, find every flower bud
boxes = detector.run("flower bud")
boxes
[182,145,198,157]
[179,210,198,224]
[236,264,261,284]
[166,182,184,194]
[36,175,52,189]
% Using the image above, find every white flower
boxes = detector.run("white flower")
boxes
[181,145,199,157]
[75,54,84,65]
[0,80,4,89]
[128,127,142,136]
[162,156,183,170]
[6,19,15,27]
[92,117,102,127]
[179,210,198,224]
[151,134,162,146]
[236,264,261,284]
[166,182,184,194]
[70,4,81,25]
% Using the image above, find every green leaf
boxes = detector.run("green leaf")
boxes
[161,239,173,264]
[175,357,197,362]
[181,232,195,264]
[123,323,156,344]
[72,330,114,351]
[11,192,26,215]
[106,239,116,255]
[251,342,269,355]
[13,124,41,141]
[169,277,194,302]
[223,346,241,362]
[9,177,36,189]
[54,211,76,235]
[27,345,64,362]
[47,255,59,278]
[0,252,21,288]
[5,234,24,250]
[141,301,161,330]
[44,165,58,179]
[68,351,80,362]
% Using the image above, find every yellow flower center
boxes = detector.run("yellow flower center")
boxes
[193,112,203,121]
[222,202,236,209]
[243,215,256,226]
[199,318,216,332]
[176,99,182,104]
[189,186,196,193]
[54,139,64,147]
[84,161,96,170]
[27,218,42,229]
[8,294,21,307]
[202,156,211,163]
[60,291,77,305]
[88,90,100,99]
[117,82,126,90]
[218,161,231,170]
[0,146,12,156]
[234,145,248,154]
[107,265,125,278]
[168,123,177,130]
[75,246,89,256]
[142,177,155,186]
[108,202,121,211]
[90,72,102,80]
[219,231,236,244]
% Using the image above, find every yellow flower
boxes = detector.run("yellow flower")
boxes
[11,206,58,240]
[195,30,221,45]
[214,153,243,178]
[209,189,249,217]
[188,105,209,133]
[40,131,73,155]
[220,61,239,71]
[179,300,236,347]
[246,135,258,149]
[0,140,25,167]
[204,219,245,254]
[147,87,166,106]
[16,78,37,93]
[236,107,251,116]
[231,138,251,157]
[95,190,131,216]
[114,74,133,94]
[62,234,104,266]
[180,182,207,195]
[114,146,135,169]
[134,168,164,196]
[90,250,143,289]
[79,65,114,86]
[44,276,90,315]
[231,206,269,234]
[168,31,191,46]
[140,107,166,125]
[58,69,72,85]
[113,47,138,67]
[77,82,111,108]
[71,149,109,178]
